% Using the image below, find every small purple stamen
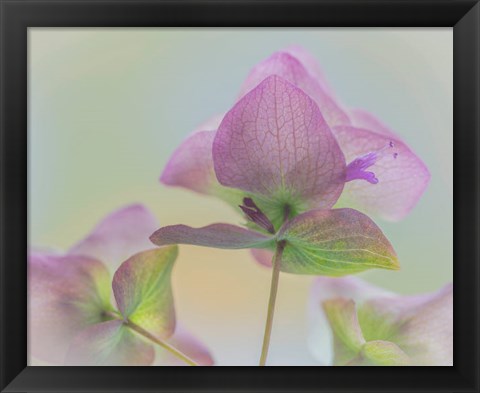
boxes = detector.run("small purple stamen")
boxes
[345,141,396,184]
[239,197,275,234]
[345,153,379,184]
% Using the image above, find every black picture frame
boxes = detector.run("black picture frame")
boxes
[1,0,478,392]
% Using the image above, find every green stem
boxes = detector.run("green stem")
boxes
[105,311,199,366]
[126,320,199,366]
[259,240,286,366]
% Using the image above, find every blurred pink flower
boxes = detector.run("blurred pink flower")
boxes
[29,204,213,366]
[308,277,453,366]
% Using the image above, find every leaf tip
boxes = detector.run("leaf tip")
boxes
[149,228,163,246]
[384,254,400,271]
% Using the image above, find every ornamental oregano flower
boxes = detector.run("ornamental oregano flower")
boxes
[308,277,453,366]
[152,75,399,275]
[158,47,429,270]
[150,47,430,365]
[160,46,429,222]
[29,205,213,366]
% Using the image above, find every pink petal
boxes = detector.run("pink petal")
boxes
[155,325,214,366]
[214,75,346,212]
[239,52,349,127]
[160,129,244,207]
[65,320,155,366]
[69,204,159,271]
[29,252,112,364]
[159,114,246,203]
[112,247,177,339]
[150,223,274,250]
[333,125,430,221]
[160,130,217,195]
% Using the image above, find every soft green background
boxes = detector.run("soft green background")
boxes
[29,28,452,365]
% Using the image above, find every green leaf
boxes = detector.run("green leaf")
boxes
[323,298,365,365]
[360,340,411,366]
[112,246,178,339]
[65,320,155,366]
[277,208,399,276]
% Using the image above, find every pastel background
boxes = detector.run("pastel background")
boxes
[29,28,453,366]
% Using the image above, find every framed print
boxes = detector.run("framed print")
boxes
[1,0,479,392]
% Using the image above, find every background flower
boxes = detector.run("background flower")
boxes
[308,277,453,366]
[29,205,213,366]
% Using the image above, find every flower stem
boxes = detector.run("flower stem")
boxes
[104,310,199,366]
[259,240,286,366]
[126,319,199,366]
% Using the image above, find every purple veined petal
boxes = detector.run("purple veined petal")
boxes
[154,325,214,366]
[69,204,159,271]
[360,283,453,366]
[112,247,178,339]
[28,252,112,364]
[238,52,350,127]
[214,75,346,214]
[150,223,274,250]
[64,320,155,366]
[307,277,394,365]
[333,125,430,221]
